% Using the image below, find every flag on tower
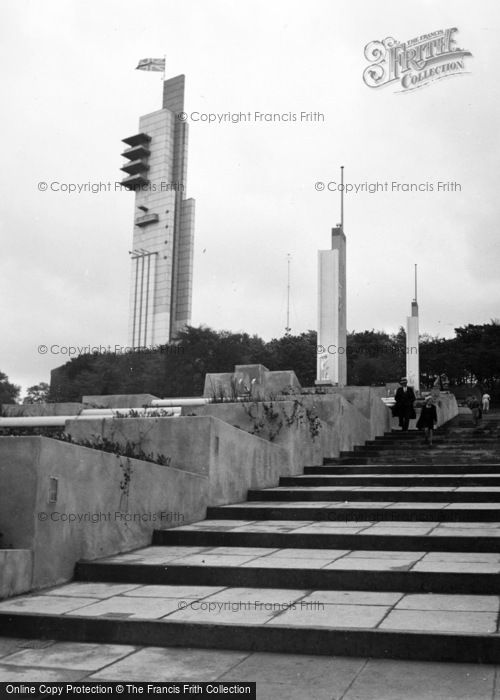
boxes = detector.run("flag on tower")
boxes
[136,58,165,72]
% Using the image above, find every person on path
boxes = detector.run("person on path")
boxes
[393,378,417,432]
[417,395,438,446]
[467,395,482,427]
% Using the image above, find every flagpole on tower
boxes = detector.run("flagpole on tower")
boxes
[162,54,166,82]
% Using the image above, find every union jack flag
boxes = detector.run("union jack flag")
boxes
[136,58,165,72]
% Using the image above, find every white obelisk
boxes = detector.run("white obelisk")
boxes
[316,167,347,387]
[406,264,420,393]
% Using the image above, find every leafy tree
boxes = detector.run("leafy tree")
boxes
[23,382,50,404]
[47,321,500,401]
[0,371,20,405]
[346,329,405,385]
[265,331,317,386]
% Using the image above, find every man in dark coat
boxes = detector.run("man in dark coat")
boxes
[393,377,417,431]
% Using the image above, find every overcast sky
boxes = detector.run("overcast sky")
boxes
[1,0,499,395]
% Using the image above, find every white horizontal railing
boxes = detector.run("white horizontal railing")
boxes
[151,398,210,407]
[79,408,181,417]
[0,406,182,428]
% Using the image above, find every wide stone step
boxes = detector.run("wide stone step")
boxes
[346,458,500,465]
[2,581,500,662]
[304,464,500,475]
[364,440,500,448]
[3,610,500,663]
[341,451,500,459]
[280,475,500,486]
[152,521,500,552]
[73,546,500,594]
[246,488,500,503]
[206,503,500,522]
[4,583,500,663]
[329,456,500,465]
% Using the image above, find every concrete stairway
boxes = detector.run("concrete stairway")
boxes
[2,411,500,663]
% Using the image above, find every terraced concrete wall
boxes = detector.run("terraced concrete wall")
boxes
[187,389,393,464]
[65,416,289,505]
[0,436,207,592]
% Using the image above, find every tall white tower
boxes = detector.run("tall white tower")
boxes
[121,75,195,347]
[406,265,420,393]
[316,166,347,387]
[316,228,347,386]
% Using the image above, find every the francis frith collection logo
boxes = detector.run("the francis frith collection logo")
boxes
[363,28,472,92]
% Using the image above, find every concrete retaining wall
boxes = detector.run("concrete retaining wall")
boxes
[188,388,393,464]
[82,394,160,408]
[0,436,207,592]
[1,403,82,417]
[0,550,33,599]
[65,416,289,505]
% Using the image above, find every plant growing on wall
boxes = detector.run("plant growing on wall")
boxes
[119,458,132,499]
[57,432,172,467]
[243,400,283,442]
[283,399,322,440]
[242,397,322,443]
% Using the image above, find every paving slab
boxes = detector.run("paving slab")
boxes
[423,552,500,562]
[244,682,334,700]
[63,596,182,619]
[97,546,211,565]
[240,556,336,568]
[220,652,365,695]
[2,641,136,670]
[202,587,308,605]
[229,521,315,532]
[379,609,497,634]
[343,550,426,559]
[40,583,143,599]
[324,558,414,571]
[360,525,435,535]
[123,585,227,599]
[164,603,279,624]
[0,595,99,615]
[343,658,495,700]
[0,666,86,682]
[292,524,370,534]
[389,502,449,509]
[201,547,279,556]
[303,591,403,606]
[177,520,255,529]
[88,646,250,681]
[395,594,500,612]
[268,603,389,628]
[267,548,350,559]
[0,638,41,659]
[169,553,263,567]
[445,503,500,509]
[411,561,500,573]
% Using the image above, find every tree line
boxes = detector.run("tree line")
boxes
[1,321,499,404]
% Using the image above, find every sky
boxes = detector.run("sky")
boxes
[0,0,499,395]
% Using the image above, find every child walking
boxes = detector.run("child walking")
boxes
[417,396,438,446]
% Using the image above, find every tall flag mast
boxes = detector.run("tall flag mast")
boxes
[285,253,291,335]
[316,164,347,386]
[406,263,420,393]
